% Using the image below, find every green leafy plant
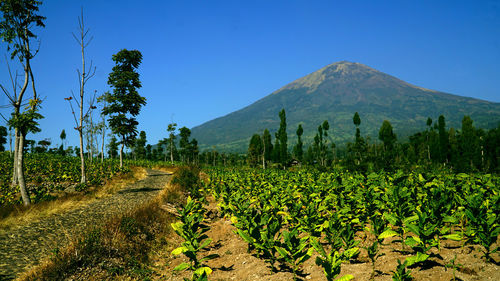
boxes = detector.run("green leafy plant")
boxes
[275,227,314,279]
[444,254,462,281]
[391,259,413,281]
[171,196,218,280]
[310,237,356,281]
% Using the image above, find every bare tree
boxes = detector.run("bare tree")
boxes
[65,8,95,184]
[96,93,108,162]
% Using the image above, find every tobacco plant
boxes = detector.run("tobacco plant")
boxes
[464,192,500,261]
[275,227,314,279]
[310,237,357,281]
[391,259,413,281]
[171,196,218,280]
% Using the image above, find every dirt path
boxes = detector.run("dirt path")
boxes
[0,168,171,280]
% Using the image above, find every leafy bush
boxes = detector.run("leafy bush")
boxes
[171,166,201,197]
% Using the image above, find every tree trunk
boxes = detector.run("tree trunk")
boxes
[120,142,124,168]
[101,128,105,162]
[12,128,19,185]
[79,128,86,184]
[17,133,31,206]
[170,139,174,164]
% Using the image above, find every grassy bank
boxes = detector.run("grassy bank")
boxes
[17,166,191,281]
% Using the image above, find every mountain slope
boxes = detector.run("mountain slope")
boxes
[191,61,500,152]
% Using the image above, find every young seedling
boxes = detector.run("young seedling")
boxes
[391,259,413,281]
[444,254,462,281]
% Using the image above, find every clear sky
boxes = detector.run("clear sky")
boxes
[0,0,499,150]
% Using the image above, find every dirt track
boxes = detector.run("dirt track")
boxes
[0,169,171,280]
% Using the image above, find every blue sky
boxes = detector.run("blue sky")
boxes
[0,0,499,149]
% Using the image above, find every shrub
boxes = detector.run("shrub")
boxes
[171,166,201,197]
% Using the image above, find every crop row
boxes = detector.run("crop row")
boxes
[203,168,499,280]
[0,152,125,205]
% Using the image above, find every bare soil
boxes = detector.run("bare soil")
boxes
[156,197,500,281]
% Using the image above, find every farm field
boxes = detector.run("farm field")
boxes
[0,152,131,206]
[167,167,500,281]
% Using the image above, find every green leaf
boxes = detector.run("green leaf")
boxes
[200,238,212,249]
[194,266,213,276]
[335,274,354,281]
[310,237,326,256]
[171,222,184,232]
[200,254,220,263]
[171,246,187,256]
[173,262,190,271]
[378,229,398,240]
[443,233,463,241]
[405,252,429,266]
[237,229,255,244]
[383,213,398,225]
[403,215,419,224]
[344,247,359,259]
[405,236,420,247]
[275,246,290,258]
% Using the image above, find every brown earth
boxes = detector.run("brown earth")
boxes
[155,198,500,281]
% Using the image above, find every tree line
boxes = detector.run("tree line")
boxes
[247,109,500,173]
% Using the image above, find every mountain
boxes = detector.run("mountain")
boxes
[191,61,500,152]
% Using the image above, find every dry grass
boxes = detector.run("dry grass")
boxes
[17,167,186,281]
[0,167,147,231]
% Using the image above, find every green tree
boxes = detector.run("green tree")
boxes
[167,122,177,164]
[189,138,199,164]
[262,128,273,168]
[0,125,7,151]
[107,135,118,159]
[459,115,478,171]
[314,120,330,166]
[484,124,500,172]
[426,117,432,161]
[276,109,288,167]
[248,134,263,167]
[293,124,304,161]
[103,49,146,168]
[438,115,448,163]
[134,130,147,159]
[347,112,367,170]
[0,0,45,205]
[146,144,152,160]
[179,126,192,163]
[59,129,66,148]
[378,120,396,169]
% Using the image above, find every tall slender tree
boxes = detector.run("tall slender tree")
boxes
[293,124,304,161]
[378,120,396,169]
[262,128,272,168]
[276,109,288,167]
[438,115,448,163]
[0,0,45,205]
[104,49,146,168]
[178,126,191,163]
[65,8,96,182]
[167,122,177,164]
[248,134,262,167]
[314,120,330,166]
[107,135,118,159]
[134,130,147,159]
